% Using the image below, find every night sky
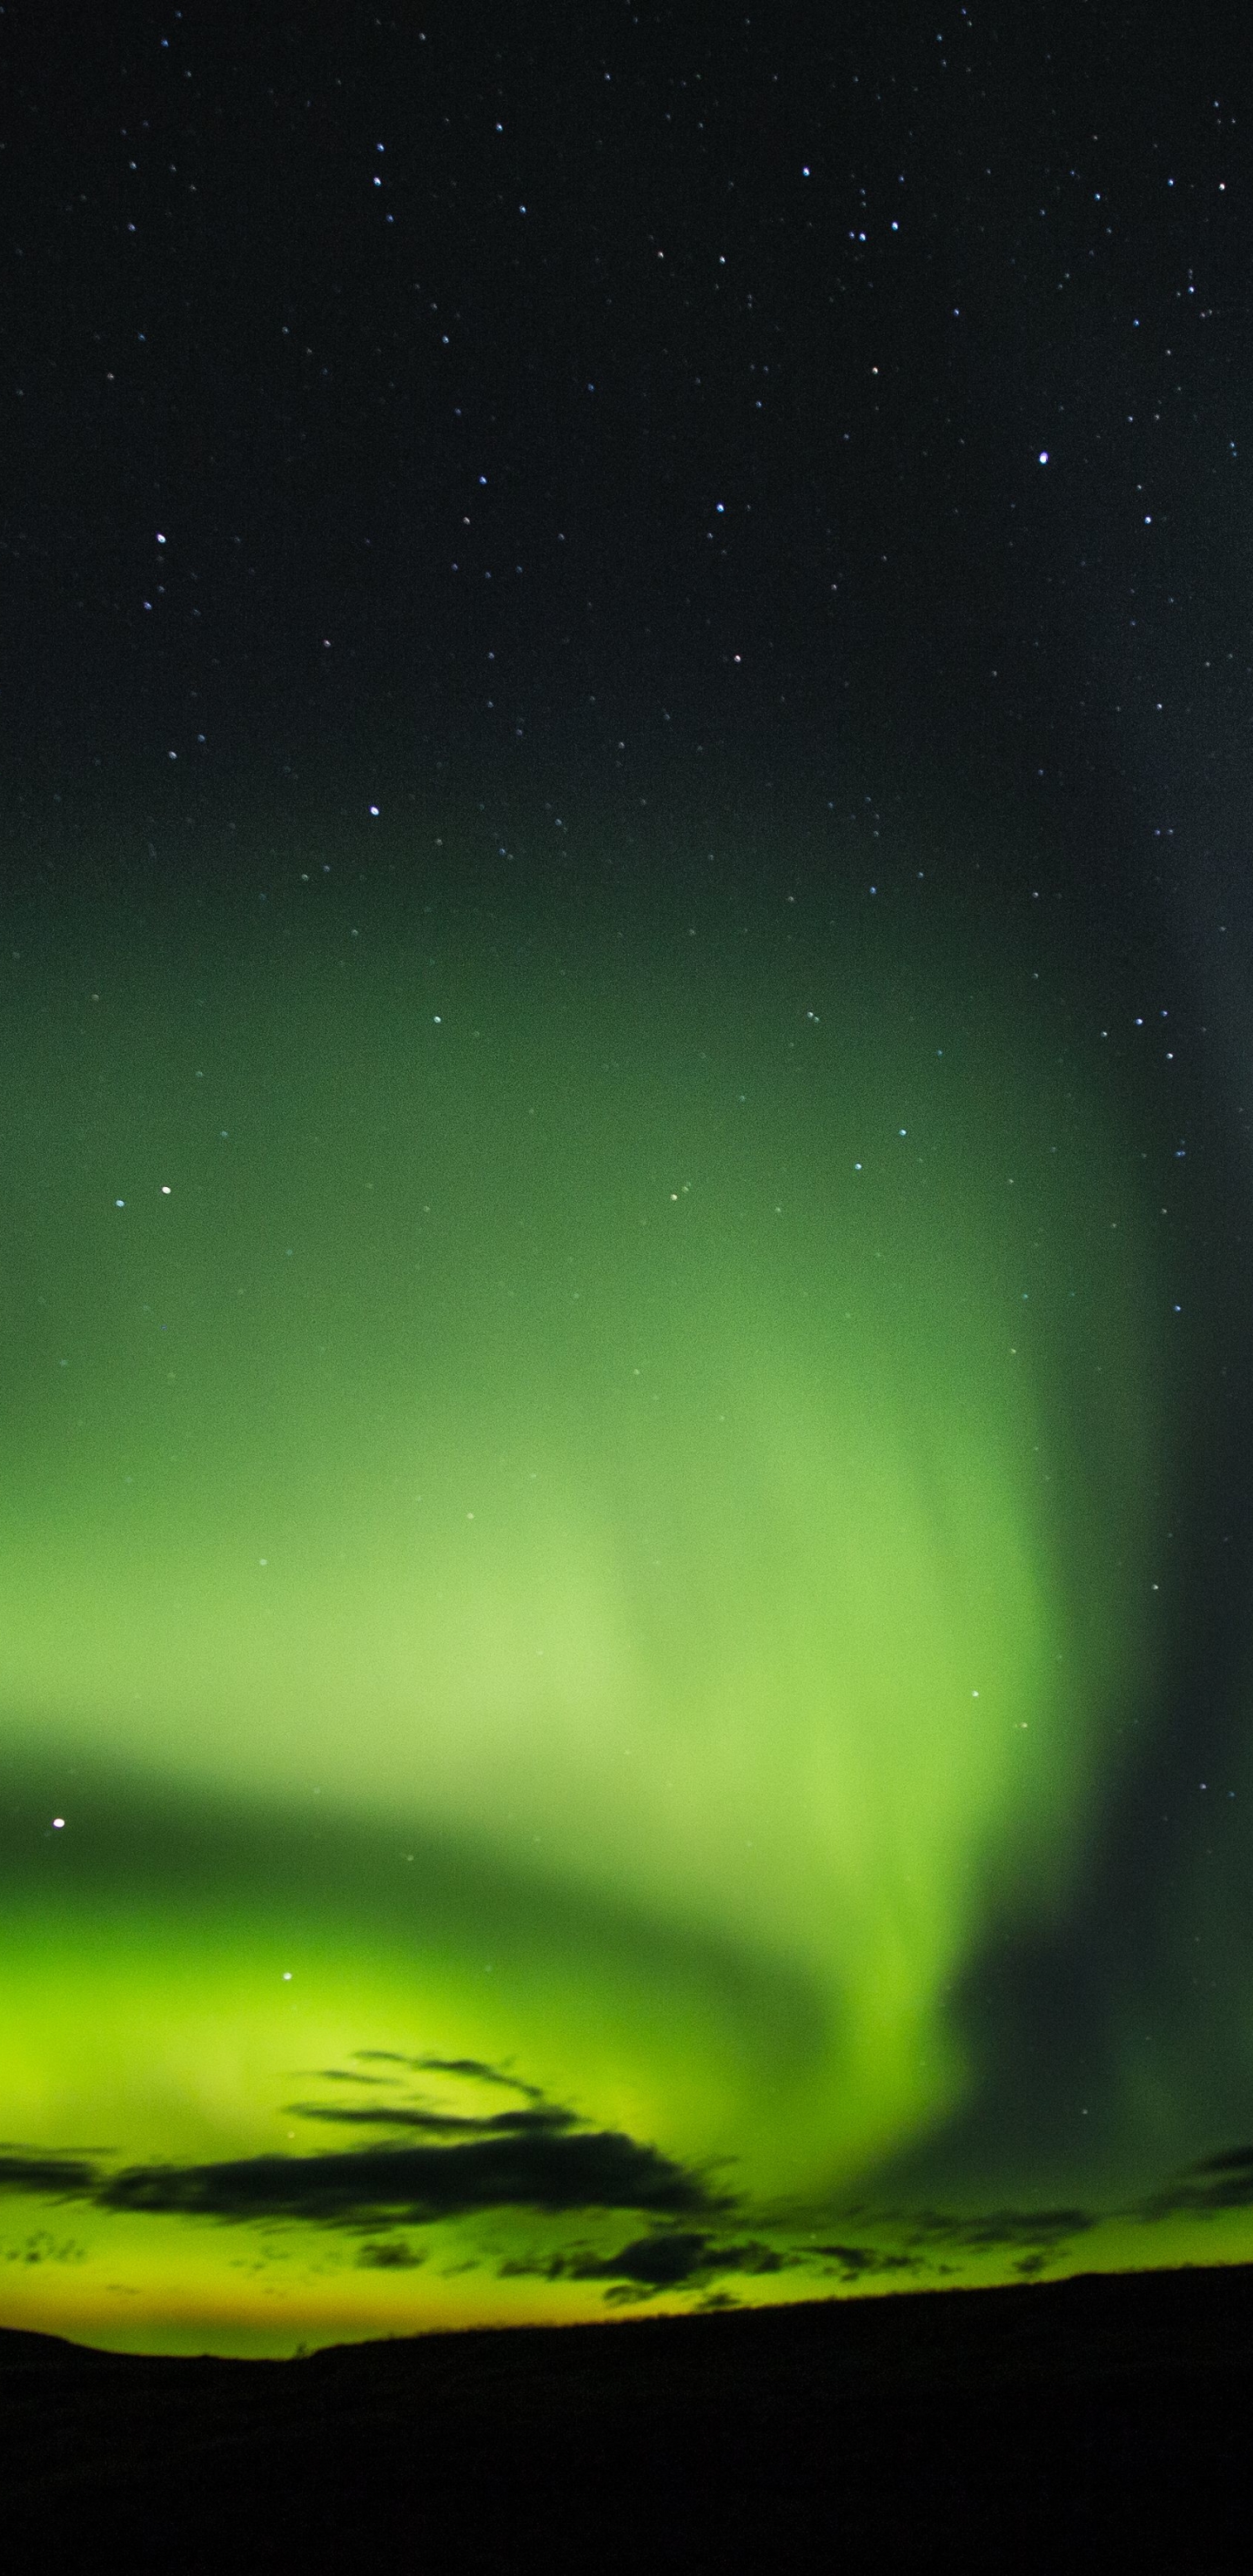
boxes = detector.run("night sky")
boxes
[4,1,1253,2357]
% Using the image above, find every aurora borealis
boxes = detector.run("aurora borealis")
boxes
[7,5,1253,2362]
[3,801,1250,2354]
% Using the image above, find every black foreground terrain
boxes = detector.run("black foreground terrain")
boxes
[4,2263,1253,2572]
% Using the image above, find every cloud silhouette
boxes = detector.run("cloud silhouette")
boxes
[808,2243,921,2278]
[97,2129,727,2225]
[498,2227,930,2302]
[0,2151,99,2195]
[1139,2145,1253,2217]
[285,2103,581,2137]
[1187,2145,1253,2174]
[355,2239,426,2269]
[500,2228,789,2296]
[895,2206,1096,2252]
[312,2069,400,2087]
[353,2051,544,2100]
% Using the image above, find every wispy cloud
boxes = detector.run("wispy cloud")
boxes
[353,2052,544,2101]
[896,2206,1096,2252]
[285,2103,581,2137]
[310,2069,400,2087]
[1138,2143,1253,2217]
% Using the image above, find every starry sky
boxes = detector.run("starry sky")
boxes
[4,1,1253,2357]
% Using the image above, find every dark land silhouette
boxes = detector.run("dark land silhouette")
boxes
[4,2260,1253,2571]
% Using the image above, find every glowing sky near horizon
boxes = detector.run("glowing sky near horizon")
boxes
[2,821,1249,2355]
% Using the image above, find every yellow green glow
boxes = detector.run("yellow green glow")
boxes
[3,821,1241,2352]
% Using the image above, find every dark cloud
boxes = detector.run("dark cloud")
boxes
[0,2053,729,2244]
[3,2230,87,2267]
[896,2206,1096,2253]
[1183,2144,1253,2177]
[580,2232,786,2289]
[0,2151,99,2195]
[354,2052,544,2101]
[97,2129,727,2226]
[808,2244,921,2278]
[1139,2148,1253,2217]
[419,2056,546,2100]
[355,2240,425,2270]
[501,2228,789,2297]
[286,2103,580,2137]
[312,2070,399,2087]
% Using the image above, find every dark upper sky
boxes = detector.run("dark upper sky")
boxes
[3,0,1250,870]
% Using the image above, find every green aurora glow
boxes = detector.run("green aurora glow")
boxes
[3,809,1250,2353]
